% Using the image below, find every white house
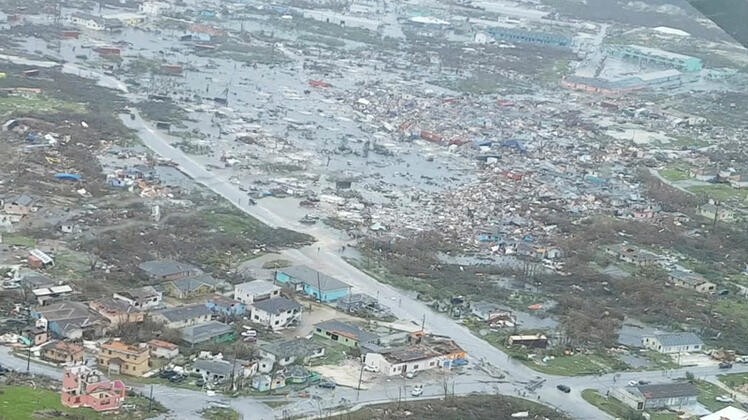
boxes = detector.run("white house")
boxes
[69,13,105,31]
[249,297,301,331]
[642,332,703,354]
[364,349,444,377]
[147,339,179,359]
[139,1,172,16]
[234,280,280,305]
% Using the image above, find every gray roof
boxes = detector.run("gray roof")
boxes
[652,332,703,347]
[235,280,280,296]
[260,338,323,360]
[182,321,234,345]
[138,260,200,277]
[156,304,211,322]
[280,266,349,292]
[33,301,101,334]
[193,358,247,377]
[251,296,301,315]
[170,274,221,293]
[13,194,33,206]
[314,319,378,344]
[632,383,698,400]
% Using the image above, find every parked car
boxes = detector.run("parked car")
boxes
[719,362,733,369]
[158,370,177,379]
[628,380,638,386]
[169,374,185,383]
[405,371,416,379]
[556,384,571,393]
[411,385,423,397]
[363,365,379,373]
[716,395,735,403]
[638,380,650,385]
[318,380,336,389]
[195,378,205,387]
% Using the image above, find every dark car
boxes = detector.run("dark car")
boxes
[169,374,185,383]
[719,362,733,369]
[158,370,177,379]
[195,378,205,387]
[638,380,650,385]
[557,384,571,393]
[318,380,336,389]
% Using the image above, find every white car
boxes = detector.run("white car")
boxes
[411,385,423,397]
[716,395,735,403]
[628,380,638,386]
[363,365,379,373]
[405,371,416,379]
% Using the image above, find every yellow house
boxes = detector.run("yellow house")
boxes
[98,340,150,377]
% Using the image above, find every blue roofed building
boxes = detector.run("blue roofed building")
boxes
[275,266,350,302]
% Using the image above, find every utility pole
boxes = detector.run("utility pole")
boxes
[26,347,31,373]
[148,384,153,412]
[356,360,365,400]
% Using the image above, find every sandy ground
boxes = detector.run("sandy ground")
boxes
[313,359,378,389]
[280,301,362,339]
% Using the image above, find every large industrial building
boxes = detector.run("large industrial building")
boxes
[488,27,572,48]
[561,70,699,95]
[607,45,703,72]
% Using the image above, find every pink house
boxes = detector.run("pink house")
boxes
[61,366,126,412]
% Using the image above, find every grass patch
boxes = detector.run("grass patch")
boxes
[201,407,240,420]
[696,380,733,412]
[581,389,643,419]
[659,166,691,182]
[0,385,93,420]
[718,372,748,389]
[688,184,748,204]
[262,259,291,269]
[462,320,623,376]
[0,234,35,247]
[309,336,350,367]
[0,94,86,115]
[332,394,568,420]
[642,351,679,371]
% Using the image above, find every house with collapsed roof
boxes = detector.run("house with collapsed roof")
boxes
[61,365,126,412]
[363,333,467,376]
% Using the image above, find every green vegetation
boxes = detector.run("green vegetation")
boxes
[696,380,733,412]
[642,351,679,371]
[718,372,748,389]
[688,184,748,204]
[581,389,645,420]
[262,259,292,269]
[462,320,624,376]
[331,394,569,420]
[0,385,164,420]
[309,336,351,366]
[0,385,88,420]
[0,94,86,115]
[0,234,36,247]
[659,166,691,182]
[201,407,240,420]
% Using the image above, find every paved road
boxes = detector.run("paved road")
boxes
[0,347,275,420]
[121,111,613,419]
